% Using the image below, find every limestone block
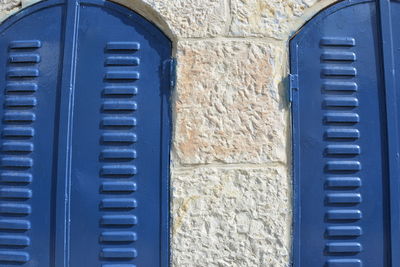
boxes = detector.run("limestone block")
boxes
[229,0,338,39]
[0,0,21,21]
[114,0,229,38]
[0,0,20,10]
[171,166,292,267]
[174,40,288,164]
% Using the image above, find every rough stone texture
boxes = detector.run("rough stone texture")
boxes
[113,0,229,39]
[174,40,288,165]
[0,0,343,266]
[230,0,338,39]
[0,0,19,10]
[171,166,291,267]
[0,0,20,21]
[143,0,228,38]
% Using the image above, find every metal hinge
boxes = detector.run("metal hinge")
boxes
[288,73,299,103]
[168,58,177,91]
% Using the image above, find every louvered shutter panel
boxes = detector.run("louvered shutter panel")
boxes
[0,4,64,266]
[0,1,172,266]
[69,2,171,266]
[291,0,394,266]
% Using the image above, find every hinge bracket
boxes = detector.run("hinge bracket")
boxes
[289,74,299,103]
[168,58,177,91]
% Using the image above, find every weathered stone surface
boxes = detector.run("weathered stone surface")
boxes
[115,0,228,38]
[174,40,288,164]
[0,0,20,10]
[0,0,20,21]
[171,166,292,267]
[229,0,338,39]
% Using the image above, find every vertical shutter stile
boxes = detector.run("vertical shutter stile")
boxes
[377,1,400,266]
[54,1,80,266]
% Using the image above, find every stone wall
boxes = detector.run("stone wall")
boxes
[1,0,339,266]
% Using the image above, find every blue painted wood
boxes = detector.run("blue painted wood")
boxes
[378,1,400,266]
[0,1,65,266]
[70,1,171,266]
[0,0,172,266]
[290,0,398,266]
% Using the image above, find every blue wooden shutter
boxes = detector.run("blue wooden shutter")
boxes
[291,0,400,266]
[68,1,171,266]
[0,3,64,266]
[0,1,172,266]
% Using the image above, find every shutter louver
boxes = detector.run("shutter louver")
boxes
[0,40,40,263]
[99,41,140,264]
[322,36,363,266]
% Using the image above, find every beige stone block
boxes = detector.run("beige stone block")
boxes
[229,0,338,39]
[114,0,229,38]
[0,0,20,11]
[0,0,21,22]
[171,166,292,267]
[173,40,288,164]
